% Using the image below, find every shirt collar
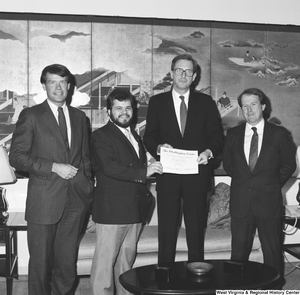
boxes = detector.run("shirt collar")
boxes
[245,119,264,135]
[110,119,131,135]
[172,89,190,104]
[47,99,67,112]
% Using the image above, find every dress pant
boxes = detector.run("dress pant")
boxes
[231,210,283,274]
[27,188,86,295]
[157,188,207,264]
[90,223,142,295]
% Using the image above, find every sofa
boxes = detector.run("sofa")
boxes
[76,182,263,276]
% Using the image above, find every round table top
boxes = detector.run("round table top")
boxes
[119,260,282,294]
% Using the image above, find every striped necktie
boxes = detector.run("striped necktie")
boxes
[58,107,70,152]
[125,128,139,157]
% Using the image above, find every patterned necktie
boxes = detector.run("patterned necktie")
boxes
[125,128,139,157]
[249,127,258,171]
[58,107,70,152]
[179,95,187,136]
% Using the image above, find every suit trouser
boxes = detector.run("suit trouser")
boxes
[90,223,142,295]
[157,188,207,264]
[27,189,86,295]
[231,211,283,274]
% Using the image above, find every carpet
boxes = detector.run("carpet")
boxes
[1,263,299,294]
[0,276,91,295]
[283,261,300,290]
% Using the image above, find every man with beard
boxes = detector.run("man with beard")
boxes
[90,87,162,295]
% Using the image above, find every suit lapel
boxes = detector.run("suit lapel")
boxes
[186,92,197,135]
[236,124,250,170]
[132,129,147,163]
[108,122,140,160]
[68,106,79,157]
[253,122,272,171]
[165,92,182,137]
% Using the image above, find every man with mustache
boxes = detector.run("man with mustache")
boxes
[90,88,162,295]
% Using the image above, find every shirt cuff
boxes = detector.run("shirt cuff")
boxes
[205,149,213,160]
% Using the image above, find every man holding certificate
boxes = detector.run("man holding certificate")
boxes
[144,54,224,264]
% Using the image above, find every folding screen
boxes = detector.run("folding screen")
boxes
[1,13,300,173]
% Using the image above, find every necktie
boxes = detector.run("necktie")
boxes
[249,127,258,171]
[179,95,187,136]
[58,107,70,152]
[125,128,139,157]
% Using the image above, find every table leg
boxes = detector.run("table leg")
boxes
[6,277,13,295]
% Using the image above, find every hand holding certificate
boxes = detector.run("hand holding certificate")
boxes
[160,147,198,174]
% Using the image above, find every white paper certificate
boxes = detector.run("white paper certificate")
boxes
[160,147,198,174]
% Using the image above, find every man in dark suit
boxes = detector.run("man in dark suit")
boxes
[90,88,162,295]
[9,64,94,295]
[223,88,296,274]
[143,54,224,264]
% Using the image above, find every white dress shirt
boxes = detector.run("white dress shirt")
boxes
[172,89,190,131]
[114,123,139,157]
[244,119,264,164]
[47,99,71,146]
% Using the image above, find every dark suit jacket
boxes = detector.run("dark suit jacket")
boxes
[90,121,149,224]
[143,90,224,194]
[9,100,93,224]
[223,121,296,219]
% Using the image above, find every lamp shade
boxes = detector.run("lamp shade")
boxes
[0,146,17,185]
[293,146,300,178]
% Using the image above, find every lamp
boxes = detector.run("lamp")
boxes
[293,146,300,205]
[296,183,300,205]
[0,145,17,223]
[0,187,9,222]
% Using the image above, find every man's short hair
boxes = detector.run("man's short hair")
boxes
[106,88,136,111]
[40,64,71,84]
[237,88,267,107]
[171,54,198,73]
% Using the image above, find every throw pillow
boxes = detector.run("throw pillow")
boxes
[207,182,231,230]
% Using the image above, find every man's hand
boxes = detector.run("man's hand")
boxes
[52,163,78,179]
[147,161,163,177]
[157,143,173,155]
[197,149,212,165]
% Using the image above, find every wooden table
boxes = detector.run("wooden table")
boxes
[119,260,282,294]
[0,212,27,295]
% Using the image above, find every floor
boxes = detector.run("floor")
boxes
[0,262,300,294]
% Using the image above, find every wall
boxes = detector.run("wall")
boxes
[2,0,300,26]
[1,0,300,275]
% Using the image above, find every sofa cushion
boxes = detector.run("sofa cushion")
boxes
[78,232,96,260]
[137,225,187,253]
[207,182,231,230]
[205,228,261,252]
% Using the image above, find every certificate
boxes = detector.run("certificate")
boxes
[160,147,198,174]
